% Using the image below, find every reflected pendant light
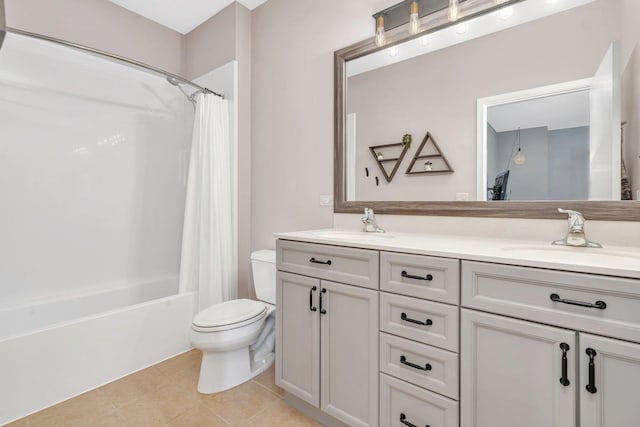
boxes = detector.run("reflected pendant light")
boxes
[448,0,460,22]
[513,128,526,165]
[409,1,420,35]
[375,15,386,47]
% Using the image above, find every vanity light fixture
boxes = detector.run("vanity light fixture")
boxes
[409,1,420,34]
[375,15,386,47]
[373,0,463,46]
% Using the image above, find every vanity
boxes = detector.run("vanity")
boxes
[274,230,640,427]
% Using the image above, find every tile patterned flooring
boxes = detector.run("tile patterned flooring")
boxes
[7,350,319,427]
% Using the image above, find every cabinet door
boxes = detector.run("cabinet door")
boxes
[276,272,320,406]
[461,309,576,427]
[320,280,379,427]
[580,333,640,427]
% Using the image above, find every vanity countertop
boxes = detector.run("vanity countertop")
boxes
[275,229,640,279]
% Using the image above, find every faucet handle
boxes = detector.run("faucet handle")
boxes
[557,208,585,230]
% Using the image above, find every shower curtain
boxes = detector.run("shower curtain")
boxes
[179,93,236,311]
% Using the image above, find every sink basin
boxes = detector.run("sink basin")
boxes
[499,245,640,264]
[313,230,394,240]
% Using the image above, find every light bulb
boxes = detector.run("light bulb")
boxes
[409,1,420,35]
[375,16,386,47]
[448,0,460,22]
[513,149,526,165]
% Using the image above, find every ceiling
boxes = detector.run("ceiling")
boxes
[108,0,270,34]
[488,90,591,133]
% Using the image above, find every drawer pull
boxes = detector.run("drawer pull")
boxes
[559,343,570,386]
[586,348,597,394]
[309,257,332,266]
[550,294,607,310]
[400,355,432,371]
[309,286,317,312]
[400,413,429,427]
[401,270,433,281]
[401,312,433,326]
[319,288,327,315]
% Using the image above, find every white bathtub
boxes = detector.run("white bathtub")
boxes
[0,281,195,425]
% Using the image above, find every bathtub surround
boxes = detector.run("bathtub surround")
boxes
[0,291,195,425]
[180,94,236,311]
[4,0,254,301]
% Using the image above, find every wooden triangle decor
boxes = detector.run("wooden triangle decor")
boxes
[405,132,454,175]
[369,141,410,183]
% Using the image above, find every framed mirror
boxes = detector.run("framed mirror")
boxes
[334,0,640,220]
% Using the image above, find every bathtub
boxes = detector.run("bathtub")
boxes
[0,280,195,425]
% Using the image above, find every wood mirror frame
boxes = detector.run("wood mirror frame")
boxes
[333,1,640,221]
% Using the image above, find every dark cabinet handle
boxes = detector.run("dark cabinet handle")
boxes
[586,348,597,394]
[310,257,332,266]
[401,312,433,326]
[559,343,570,386]
[401,270,433,281]
[550,294,607,310]
[319,288,327,315]
[309,286,317,312]
[400,413,429,427]
[400,355,432,371]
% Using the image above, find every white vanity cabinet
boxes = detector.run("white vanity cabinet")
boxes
[276,241,379,427]
[460,309,576,427]
[579,334,640,427]
[275,232,640,427]
[461,260,640,427]
[379,251,461,427]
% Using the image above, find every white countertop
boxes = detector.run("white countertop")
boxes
[274,229,640,279]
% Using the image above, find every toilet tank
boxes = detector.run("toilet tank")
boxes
[251,249,276,305]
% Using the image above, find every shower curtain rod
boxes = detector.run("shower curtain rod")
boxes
[5,27,224,99]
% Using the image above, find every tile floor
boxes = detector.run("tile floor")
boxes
[7,350,319,427]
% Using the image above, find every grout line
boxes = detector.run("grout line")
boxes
[250,379,284,399]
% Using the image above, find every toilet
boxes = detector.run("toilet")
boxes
[190,249,276,394]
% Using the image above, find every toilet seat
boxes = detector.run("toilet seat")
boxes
[192,299,267,332]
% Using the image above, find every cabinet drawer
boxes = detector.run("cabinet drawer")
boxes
[380,332,458,399]
[380,373,458,427]
[381,252,459,304]
[276,240,379,289]
[380,292,459,352]
[462,261,640,343]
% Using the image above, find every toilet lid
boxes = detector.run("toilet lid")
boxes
[193,299,267,329]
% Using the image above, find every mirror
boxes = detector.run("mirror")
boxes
[335,0,640,219]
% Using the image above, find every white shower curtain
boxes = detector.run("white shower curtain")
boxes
[179,93,236,311]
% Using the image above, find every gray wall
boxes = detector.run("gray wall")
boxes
[495,127,549,201]
[5,0,185,75]
[251,0,380,252]
[548,127,590,200]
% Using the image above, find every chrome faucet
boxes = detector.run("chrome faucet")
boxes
[552,208,602,248]
[362,208,385,233]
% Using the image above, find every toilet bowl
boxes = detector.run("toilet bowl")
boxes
[190,249,276,394]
